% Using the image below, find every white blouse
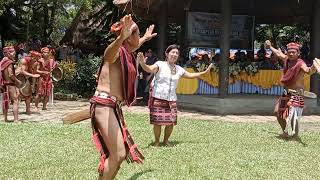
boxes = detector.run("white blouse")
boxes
[151,61,186,101]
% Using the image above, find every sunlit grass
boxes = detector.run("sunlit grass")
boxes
[1,113,320,179]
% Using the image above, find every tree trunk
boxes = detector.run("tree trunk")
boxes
[47,0,57,39]
[43,4,49,44]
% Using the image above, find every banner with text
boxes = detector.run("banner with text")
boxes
[187,12,254,49]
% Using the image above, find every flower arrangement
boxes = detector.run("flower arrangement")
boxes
[229,62,241,76]
[195,62,208,72]
[210,62,219,73]
[244,62,259,75]
[191,61,259,76]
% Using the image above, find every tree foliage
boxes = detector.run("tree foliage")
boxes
[0,0,94,46]
[255,24,310,48]
[60,0,123,54]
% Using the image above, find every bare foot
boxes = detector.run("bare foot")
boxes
[163,142,174,147]
[26,111,31,115]
[14,120,22,123]
[152,142,160,147]
[42,107,47,110]
[34,108,40,113]
[280,132,289,139]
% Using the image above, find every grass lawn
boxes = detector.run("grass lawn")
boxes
[1,113,320,179]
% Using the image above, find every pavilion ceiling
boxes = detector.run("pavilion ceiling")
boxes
[113,0,317,24]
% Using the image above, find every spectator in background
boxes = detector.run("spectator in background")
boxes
[237,51,250,70]
[256,44,266,62]
[213,53,221,64]
[16,43,27,61]
[185,55,198,68]
[142,49,158,104]
[56,43,68,62]
[269,53,282,70]
[202,53,211,65]
[246,50,254,62]
[0,48,4,60]
[137,49,158,104]
[28,38,41,52]
[300,42,312,66]
[257,44,266,56]
[259,56,273,69]
[73,45,83,63]
[235,49,241,61]
[67,44,75,62]
[256,50,266,62]
[300,42,309,58]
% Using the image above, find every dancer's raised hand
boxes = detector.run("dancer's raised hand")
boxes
[119,14,135,40]
[137,52,147,64]
[264,40,272,49]
[142,24,157,41]
[313,58,320,73]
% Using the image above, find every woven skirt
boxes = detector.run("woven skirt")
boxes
[149,97,177,126]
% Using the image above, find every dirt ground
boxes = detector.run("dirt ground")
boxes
[1,100,320,132]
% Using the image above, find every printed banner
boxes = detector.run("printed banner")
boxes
[187,12,254,49]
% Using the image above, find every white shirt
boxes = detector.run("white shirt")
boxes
[151,61,185,101]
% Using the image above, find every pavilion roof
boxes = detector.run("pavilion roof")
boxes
[113,0,317,24]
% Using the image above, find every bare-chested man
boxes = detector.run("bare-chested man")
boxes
[265,40,317,137]
[35,47,57,112]
[0,46,22,122]
[20,51,41,114]
[90,15,156,180]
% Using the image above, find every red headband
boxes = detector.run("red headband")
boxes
[30,51,41,57]
[3,46,15,54]
[41,47,50,53]
[286,42,300,51]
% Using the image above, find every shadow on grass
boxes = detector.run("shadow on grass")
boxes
[128,169,154,180]
[262,129,308,147]
[275,135,308,147]
[144,140,201,149]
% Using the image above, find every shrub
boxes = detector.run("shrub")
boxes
[73,54,101,98]
[55,60,77,94]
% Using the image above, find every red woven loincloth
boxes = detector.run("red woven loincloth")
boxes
[90,95,144,174]
[37,77,52,97]
[275,92,304,131]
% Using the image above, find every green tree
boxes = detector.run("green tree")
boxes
[255,24,310,47]
[0,0,94,47]
[60,0,122,54]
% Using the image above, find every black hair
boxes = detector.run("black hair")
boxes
[165,44,180,55]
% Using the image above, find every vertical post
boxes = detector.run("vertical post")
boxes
[219,0,232,98]
[183,0,192,61]
[26,13,30,43]
[310,0,320,105]
[157,0,168,61]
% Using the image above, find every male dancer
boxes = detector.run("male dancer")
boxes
[90,14,156,179]
[35,47,56,111]
[0,46,21,122]
[19,51,41,114]
[265,40,318,137]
